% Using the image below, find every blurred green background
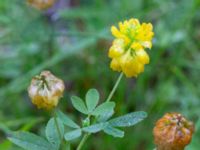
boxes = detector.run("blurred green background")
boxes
[0,0,200,149]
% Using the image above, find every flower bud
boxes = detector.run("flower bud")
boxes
[27,0,55,10]
[153,113,194,150]
[28,71,65,109]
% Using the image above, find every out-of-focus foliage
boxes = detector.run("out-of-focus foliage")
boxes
[0,0,200,149]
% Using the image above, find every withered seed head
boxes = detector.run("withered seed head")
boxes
[153,112,194,150]
[28,70,65,110]
[27,0,55,10]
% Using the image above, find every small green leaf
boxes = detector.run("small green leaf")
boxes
[97,109,114,122]
[57,110,80,128]
[64,129,82,141]
[92,102,115,116]
[109,111,147,127]
[45,118,64,150]
[86,89,99,113]
[82,122,108,133]
[103,126,124,138]
[8,131,52,150]
[71,96,88,114]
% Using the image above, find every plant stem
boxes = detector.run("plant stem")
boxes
[76,133,90,150]
[54,109,62,140]
[106,72,123,102]
[63,141,71,150]
[76,73,123,150]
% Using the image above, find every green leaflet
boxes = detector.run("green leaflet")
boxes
[64,129,82,141]
[109,111,147,127]
[45,118,64,150]
[8,131,52,150]
[82,122,124,138]
[86,89,99,113]
[57,110,80,128]
[103,126,124,138]
[82,122,108,133]
[97,109,114,122]
[92,102,115,116]
[71,96,88,114]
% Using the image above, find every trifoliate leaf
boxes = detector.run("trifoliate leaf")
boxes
[64,129,82,141]
[57,110,80,128]
[103,126,124,138]
[109,111,147,127]
[86,89,99,113]
[8,131,52,150]
[45,118,64,150]
[82,122,108,133]
[71,96,88,114]
[92,102,115,116]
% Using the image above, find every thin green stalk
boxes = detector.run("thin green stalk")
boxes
[62,141,71,150]
[106,72,123,102]
[76,133,90,150]
[53,109,62,140]
[76,73,123,150]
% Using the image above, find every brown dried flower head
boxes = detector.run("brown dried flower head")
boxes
[28,70,65,109]
[153,112,194,150]
[27,0,55,10]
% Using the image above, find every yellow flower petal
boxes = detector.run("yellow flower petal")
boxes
[111,26,121,38]
[141,41,152,49]
[136,50,150,64]
[108,39,125,58]
[110,58,121,72]
[131,42,143,50]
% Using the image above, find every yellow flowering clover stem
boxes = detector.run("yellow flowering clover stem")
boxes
[76,73,124,150]
[106,72,123,102]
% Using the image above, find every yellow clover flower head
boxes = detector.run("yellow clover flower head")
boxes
[108,18,154,77]
[28,71,65,110]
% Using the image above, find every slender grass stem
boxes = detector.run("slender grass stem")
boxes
[76,73,123,150]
